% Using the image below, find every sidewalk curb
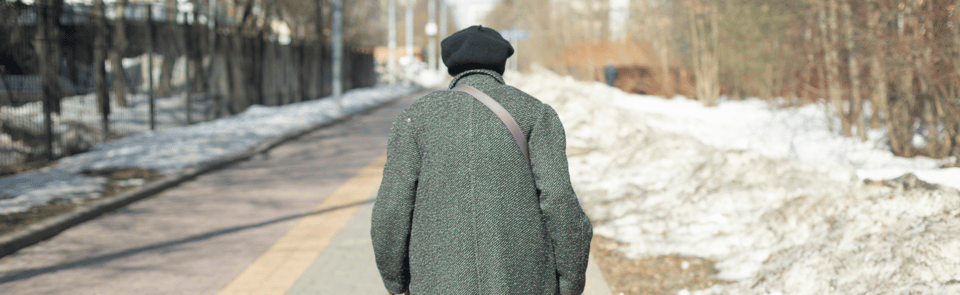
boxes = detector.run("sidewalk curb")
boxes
[0,89,428,258]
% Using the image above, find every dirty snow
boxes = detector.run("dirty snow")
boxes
[0,170,107,214]
[0,85,417,214]
[56,85,416,173]
[507,66,960,294]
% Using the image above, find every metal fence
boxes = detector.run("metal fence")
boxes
[0,1,377,175]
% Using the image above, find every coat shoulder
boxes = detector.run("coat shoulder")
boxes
[406,89,473,111]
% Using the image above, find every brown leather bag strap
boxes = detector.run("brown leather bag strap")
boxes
[450,84,531,168]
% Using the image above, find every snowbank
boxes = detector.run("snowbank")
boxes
[56,85,417,173]
[0,85,418,214]
[0,170,107,215]
[507,67,960,294]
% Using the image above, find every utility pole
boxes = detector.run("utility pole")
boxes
[405,0,413,86]
[208,0,217,119]
[388,0,397,85]
[184,7,193,125]
[316,0,325,98]
[439,0,447,72]
[332,0,343,113]
[147,4,156,130]
[427,0,437,71]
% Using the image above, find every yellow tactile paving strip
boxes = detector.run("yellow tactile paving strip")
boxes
[216,154,387,295]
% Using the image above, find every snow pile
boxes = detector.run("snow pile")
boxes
[0,170,107,214]
[507,67,960,294]
[411,69,449,89]
[612,91,959,190]
[1,91,213,159]
[0,85,417,214]
[2,91,221,137]
[56,85,417,173]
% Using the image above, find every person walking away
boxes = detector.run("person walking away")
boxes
[371,25,593,295]
[604,60,617,87]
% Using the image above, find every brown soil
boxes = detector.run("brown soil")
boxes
[0,202,87,236]
[0,169,163,236]
[591,236,731,295]
[0,159,56,178]
[82,169,164,196]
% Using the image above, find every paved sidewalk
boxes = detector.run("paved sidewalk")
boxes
[0,90,613,294]
[216,153,612,295]
[286,192,383,294]
[288,193,613,295]
[0,91,421,294]
[234,189,612,295]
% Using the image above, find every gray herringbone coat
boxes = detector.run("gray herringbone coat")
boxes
[372,70,593,295]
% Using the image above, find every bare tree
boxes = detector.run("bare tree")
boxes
[639,0,674,97]
[818,0,851,136]
[893,0,918,156]
[93,0,109,140]
[110,0,128,107]
[34,0,64,159]
[158,0,182,97]
[867,0,894,147]
[842,0,866,141]
[688,0,720,106]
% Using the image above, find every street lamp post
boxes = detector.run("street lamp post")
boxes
[404,0,413,86]
[388,0,397,86]
[332,0,343,113]
[208,0,218,119]
[439,0,447,72]
[427,0,437,71]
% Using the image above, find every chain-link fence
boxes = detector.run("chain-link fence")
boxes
[0,1,378,176]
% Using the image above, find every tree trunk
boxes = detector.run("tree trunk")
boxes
[868,3,895,151]
[819,0,850,136]
[897,4,920,157]
[158,0,181,97]
[707,5,720,105]
[47,0,62,115]
[146,4,156,130]
[690,2,719,106]
[640,0,673,97]
[950,0,960,161]
[283,43,294,104]
[842,0,866,141]
[208,1,219,119]
[894,69,916,157]
[110,0,128,107]
[317,0,325,97]
[689,1,720,106]
[262,38,276,106]
[226,34,245,114]
[297,43,307,103]
[35,0,64,159]
[4,3,27,107]
[252,33,264,106]
[890,3,917,157]
[93,0,110,141]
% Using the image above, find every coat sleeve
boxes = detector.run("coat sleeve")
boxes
[528,104,593,295]
[371,110,421,295]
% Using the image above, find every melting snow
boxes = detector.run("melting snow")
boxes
[508,66,960,294]
[0,85,418,214]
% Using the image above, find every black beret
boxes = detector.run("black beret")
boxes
[441,25,515,76]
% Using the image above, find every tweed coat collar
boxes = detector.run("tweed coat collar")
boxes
[448,69,506,89]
